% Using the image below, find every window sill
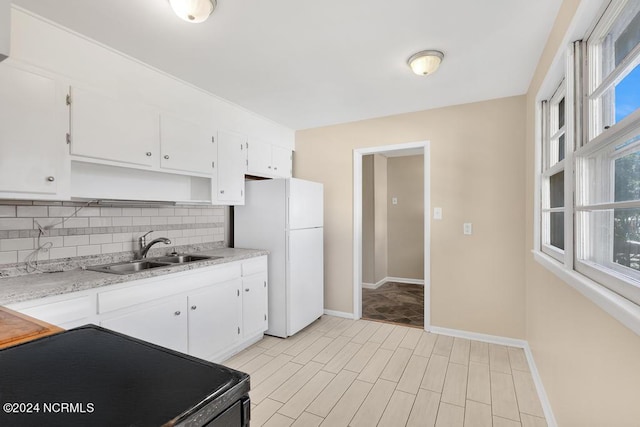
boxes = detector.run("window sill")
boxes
[532,250,640,336]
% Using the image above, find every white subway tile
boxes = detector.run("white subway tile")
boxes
[112,233,133,243]
[16,206,48,218]
[174,237,190,246]
[39,236,64,248]
[189,236,203,244]
[168,216,183,225]
[62,218,89,228]
[19,249,48,262]
[100,207,122,217]
[174,208,189,216]
[90,234,113,245]
[49,206,78,217]
[89,217,112,227]
[182,216,196,224]
[189,209,204,216]
[113,217,133,227]
[182,229,196,237]
[141,208,159,217]
[121,242,134,252]
[158,208,175,216]
[64,235,90,246]
[132,217,151,226]
[151,216,168,225]
[77,245,102,256]
[167,230,183,238]
[122,208,142,216]
[101,243,123,254]
[0,238,34,251]
[0,218,33,230]
[0,251,17,264]
[49,247,77,259]
[34,218,61,229]
[76,207,101,217]
[0,206,16,217]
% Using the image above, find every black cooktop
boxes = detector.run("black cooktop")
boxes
[0,325,249,427]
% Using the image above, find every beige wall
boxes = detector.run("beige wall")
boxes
[295,95,526,338]
[387,155,424,280]
[374,154,388,283]
[525,0,640,425]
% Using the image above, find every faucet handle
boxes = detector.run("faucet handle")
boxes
[140,230,154,239]
[139,230,154,247]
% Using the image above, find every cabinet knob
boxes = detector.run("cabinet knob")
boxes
[174,311,181,316]
[245,288,250,292]
[274,167,278,171]
[268,165,272,169]
[164,155,170,160]
[47,176,55,182]
[191,305,197,310]
[220,190,225,194]
[146,152,152,156]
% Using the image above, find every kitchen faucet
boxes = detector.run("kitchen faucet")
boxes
[138,231,171,259]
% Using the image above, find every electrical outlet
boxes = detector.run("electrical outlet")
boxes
[392,197,398,205]
[433,207,442,220]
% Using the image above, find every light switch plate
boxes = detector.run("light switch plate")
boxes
[392,197,398,205]
[463,223,472,235]
[433,207,442,220]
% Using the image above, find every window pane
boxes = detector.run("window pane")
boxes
[558,134,565,162]
[550,212,565,250]
[615,150,640,202]
[558,97,565,129]
[615,63,640,123]
[550,171,564,208]
[614,208,640,272]
[614,6,640,66]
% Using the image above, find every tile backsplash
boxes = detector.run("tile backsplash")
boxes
[0,200,227,267]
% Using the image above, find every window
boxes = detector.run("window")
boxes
[538,0,640,310]
[541,82,568,261]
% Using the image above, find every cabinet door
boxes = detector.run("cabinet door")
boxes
[242,273,268,339]
[272,146,292,178]
[215,130,245,204]
[100,296,188,354]
[0,64,65,195]
[246,139,272,176]
[160,113,214,175]
[188,279,241,360]
[70,86,158,167]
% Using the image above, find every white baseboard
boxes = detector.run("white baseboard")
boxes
[428,325,557,427]
[323,309,356,319]
[362,277,425,289]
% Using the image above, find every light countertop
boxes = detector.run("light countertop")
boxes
[0,247,268,306]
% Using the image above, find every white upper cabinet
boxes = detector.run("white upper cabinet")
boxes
[247,138,292,178]
[213,130,246,205]
[69,86,158,167]
[159,113,214,175]
[0,62,68,198]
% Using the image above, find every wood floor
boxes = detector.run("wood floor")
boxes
[222,316,547,427]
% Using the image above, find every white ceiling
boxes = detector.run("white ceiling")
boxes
[12,0,561,130]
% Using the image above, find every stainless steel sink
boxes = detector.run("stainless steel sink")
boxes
[87,260,171,274]
[154,255,221,264]
[87,254,219,274]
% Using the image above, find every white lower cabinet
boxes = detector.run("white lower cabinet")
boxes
[100,296,188,354]
[8,257,268,362]
[187,278,242,360]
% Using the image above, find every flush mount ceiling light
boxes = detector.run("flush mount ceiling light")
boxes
[169,0,216,23]
[407,50,444,76]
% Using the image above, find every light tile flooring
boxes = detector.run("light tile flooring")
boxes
[222,316,547,427]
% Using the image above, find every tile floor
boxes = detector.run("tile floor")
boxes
[222,315,547,427]
[362,282,424,327]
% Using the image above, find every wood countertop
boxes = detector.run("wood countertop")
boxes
[0,306,64,349]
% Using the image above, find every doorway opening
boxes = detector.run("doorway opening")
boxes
[353,141,431,330]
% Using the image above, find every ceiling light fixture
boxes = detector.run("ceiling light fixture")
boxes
[407,50,444,76]
[169,0,216,23]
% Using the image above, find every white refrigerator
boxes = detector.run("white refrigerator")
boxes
[234,178,324,338]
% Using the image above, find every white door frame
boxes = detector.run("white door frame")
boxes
[353,140,431,330]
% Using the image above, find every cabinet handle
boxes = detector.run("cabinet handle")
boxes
[220,190,225,194]
[47,176,55,182]
[174,311,181,316]
[146,152,152,156]
[164,155,170,160]
[191,305,197,310]
[245,288,250,292]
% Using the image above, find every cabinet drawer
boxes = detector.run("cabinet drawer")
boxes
[15,295,93,326]
[242,256,267,277]
[98,263,241,314]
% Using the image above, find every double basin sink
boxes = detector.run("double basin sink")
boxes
[88,254,222,275]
